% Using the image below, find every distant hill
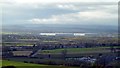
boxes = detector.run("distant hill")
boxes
[2,24,118,33]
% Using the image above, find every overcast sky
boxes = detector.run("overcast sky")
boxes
[1,0,119,26]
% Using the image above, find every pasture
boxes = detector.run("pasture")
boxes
[1,60,78,68]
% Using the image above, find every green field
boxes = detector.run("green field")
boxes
[39,46,120,54]
[1,60,78,68]
[40,47,109,53]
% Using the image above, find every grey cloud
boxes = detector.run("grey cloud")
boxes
[2,2,118,25]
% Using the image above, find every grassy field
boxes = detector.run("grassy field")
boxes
[1,60,78,68]
[40,47,111,54]
[39,46,120,54]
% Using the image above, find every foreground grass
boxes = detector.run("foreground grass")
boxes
[2,60,46,66]
[1,60,78,68]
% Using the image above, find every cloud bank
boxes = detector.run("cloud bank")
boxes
[1,0,118,26]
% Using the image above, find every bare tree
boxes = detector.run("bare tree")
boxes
[61,48,67,60]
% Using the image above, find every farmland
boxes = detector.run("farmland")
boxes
[40,47,112,54]
[2,33,119,67]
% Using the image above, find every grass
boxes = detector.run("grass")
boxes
[2,60,46,66]
[40,47,107,53]
[1,60,78,68]
[40,46,120,54]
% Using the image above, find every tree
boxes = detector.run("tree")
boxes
[61,49,67,60]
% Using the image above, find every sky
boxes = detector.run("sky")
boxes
[1,0,119,26]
